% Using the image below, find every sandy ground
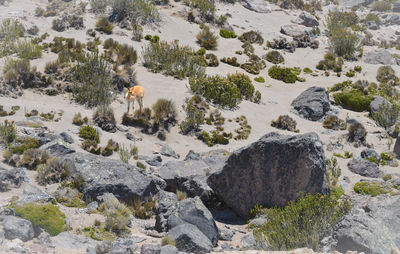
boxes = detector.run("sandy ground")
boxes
[0,0,399,253]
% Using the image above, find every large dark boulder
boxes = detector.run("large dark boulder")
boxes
[331,195,400,253]
[347,158,383,178]
[63,153,165,202]
[167,224,213,254]
[208,132,328,218]
[291,87,331,121]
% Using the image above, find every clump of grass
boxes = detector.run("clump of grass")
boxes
[372,102,399,132]
[176,190,187,201]
[252,193,351,251]
[142,40,205,79]
[17,148,50,170]
[189,0,216,21]
[376,66,399,85]
[316,53,344,72]
[152,99,177,126]
[0,119,17,146]
[371,1,392,12]
[322,115,346,130]
[79,125,100,144]
[3,58,31,84]
[353,181,393,196]
[98,198,131,235]
[118,144,136,163]
[161,236,176,246]
[268,66,302,83]
[196,26,218,50]
[9,136,39,154]
[221,57,240,67]
[111,0,161,25]
[264,51,284,64]
[333,90,372,112]
[271,115,298,132]
[180,95,207,135]
[72,52,113,107]
[72,113,88,126]
[220,29,237,38]
[234,115,251,140]
[0,18,25,57]
[37,157,71,185]
[15,203,66,236]
[101,139,119,157]
[130,197,157,219]
[95,17,114,34]
[238,30,263,45]
[254,76,265,83]
[16,39,42,60]
[93,105,116,132]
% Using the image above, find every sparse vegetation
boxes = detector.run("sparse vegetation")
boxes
[72,113,88,126]
[0,18,25,57]
[93,105,116,132]
[79,125,100,144]
[316,53,344,72]
[372,103,399,132]
[322,115,346,130]
[371,1,392,12]
[219,29,237,38]
[37,157,71,185]
[239,30,263,45]
[111,0,160,25]
[142,40,205,79]
[254,76,265,83]
[16,40,42,60]
[264,51,284,64]
[196,26,218,50]
[353,181,393,196]
[271,115,298,132]
[268,66,302,83]
[152,99,177,127]
[95,17,114,34]
[376,66,399,85]
[0,120,17,146]
[180,95,207,135]
[3,58,31,84]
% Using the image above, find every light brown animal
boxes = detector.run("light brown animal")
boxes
[124,85,145,115]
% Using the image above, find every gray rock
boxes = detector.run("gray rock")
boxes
[385,14,400,25]
[364,49,393,65]
[160,245,178,254]
[110,238,138,254]
[365,21,379,30]
[292,12,319,27]
[140,244,160,254]
[60,132,74,144]
[240,234,257,250]
[208,132,328,218]
[291,87,331,121]
[52,232,97,250]
[167,224,213,254]
[180,175,218,207]
[165,197,218,246]
[155,190,179,232]
[36,231,51,246]
[1,216,34,242]
[146,156,162,167]
[248,216,268,228]
[63,153,165,202]
[394,1,400,12]
[241,0,271,13]
[199,149,229,172]
[95,240,111,254]
[158,143,180,159]
[218,228,234,241]
[184,150,201,161]
[86,201,98,213]
[347,158,383,178]
[370,96,392,115]
[280,24,306,37]
[332,195,400,253]
[0,168,28,188]
[40,139,75,157]
[394,136,400,157]
[17,184,55,205]
[360,148,381,162]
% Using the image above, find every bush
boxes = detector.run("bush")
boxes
[93,105,116,132]
[79,125,100,143]
[329,27,360,60]
[72,52,113,107]
[180,95,207,134]
[98,198,131,234]
[253,193,351,251]
[15,203,66,236]
[142,40,205,79]
[0,120,17,145]
[152,99,177,126]
[316,53,344,72]
[354,181,392,196]
[219,29,237,38]
[0,18,25,57]
[196,26,218,50]
[347,122,367,144]
[90,0,109,13]
[238,30,264,45]
[322,115,346,130]
[227,73,255,100]
[111,0,160,25]
[95,17,114,34]
[72,113,88,126]
[101,139,119,156]
[37,157,70,185]
[372,103,399,131]
[16,40,42,60]
[17,148,50,170]
[271,115,298,132]
[333,90,372,112]
[190,0,216,21]
[363,13,381,25]
[3,58,31,84]
[221,57,240,67]
[9,137,39,154]
[130,198,157,219]
[268,66,298,83]
[254,76,265,83]
[376,66,399,85]
[204,53,219,67]
[371,1,392,11]
[264,51,284,64]
[132,22,143,42]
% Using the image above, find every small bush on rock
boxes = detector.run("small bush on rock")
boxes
[152,99,177,126]
[37,157,71,185]
[333,90,372,112]
[93,105,116,132]
[18,149,50,170]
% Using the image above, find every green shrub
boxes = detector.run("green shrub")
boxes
[253,193,351,251]
[372,103,399,131]
[219,29,237,38]
[322,115,346,130]
[264,51,284,64]
[333,90,372,112]
[72,52,113,107]
[15,203,66,236]
[354,65,362,73]
[180,95,206,134]
[376,66,399,85]
[72,113,88,126]
[268,66,298,83]
[196,26,218,50]
[98,198,131,234]
[9,137,39,154]
[189,0,216,21]
[112,0,160,25]
[37,157,70,185]
[254,76,265,83]
[316,52,343,72]
[17,149,50,170]
[371,1,392,11]
[221,57,240,67]
[238,30,263,45]
[95,17,114,34]
[227,73,255,100]
[0,120,17,145]
[152,99,177,125]
[329,27,360,60]
[271,115,298,132]
[205,53,219,67]
[363,13,381,25]
[303,67,313,74]
[367,156,379,165]
[345,69,355,77]
[161,236,176,246]
[354,181,392,196]
[118,144,132,163]
[79,125,100,143]
[200,131,230,146]
[16,40,42,60]
[142,40,205,79]
[101,139,119,157]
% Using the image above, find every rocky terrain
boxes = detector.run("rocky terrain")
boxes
[0,0,400,253]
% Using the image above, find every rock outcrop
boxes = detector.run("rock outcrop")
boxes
[208,132,328,218]
[347,159,383,178]
[291,87,331,121]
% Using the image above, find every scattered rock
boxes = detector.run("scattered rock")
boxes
[291,87,331,121]
[364,49,393,65]
[347,158,383,178]
[158,143,180,159]
[140,244,160,254]
[63,153,165,203]
[145,155,162,167]
[394,136,400,157]
[370,96,392,115]
[280,24,306,37]
[242,0,271,13]
[1,216,34,242]
[40,139,75,157]
[360,148,381,162]
[60,132,74,144]
[292,12,319,27]
[218,228,234,241]
[52,232,97,250]
[0,168,28,189]
[160,245,178,254]
[109,238,138,253]
[208,132,328,218]
[167,224,213,254]
[155,190,178,233]
[184,150,201,161]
